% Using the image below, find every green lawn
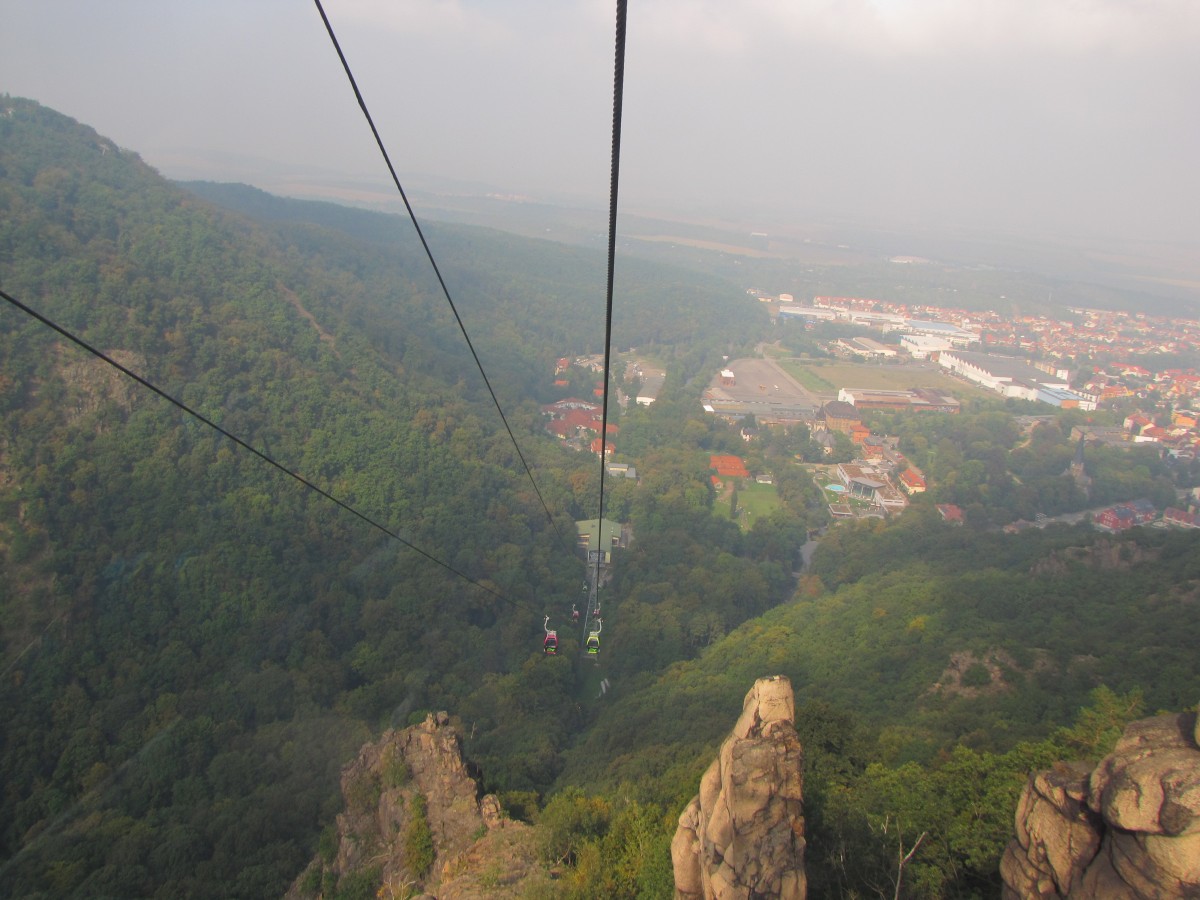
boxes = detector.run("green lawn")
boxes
[776,360,836,391]
[733,480,782,527]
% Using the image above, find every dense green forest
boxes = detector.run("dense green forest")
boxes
[558,506,1200,895]
[0,98,769,897]
[3,98,1200,899]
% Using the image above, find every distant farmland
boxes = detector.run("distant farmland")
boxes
[775,360,991,399]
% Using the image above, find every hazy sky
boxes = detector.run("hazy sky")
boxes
[3,0,1199,244]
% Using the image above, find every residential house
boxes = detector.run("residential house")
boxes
[936,504,964,524]
[898,469,927,494]
[1094,500,1156,531]
[1164,507,1199,528]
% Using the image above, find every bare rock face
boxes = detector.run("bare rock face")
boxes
[1000,710,1200,899]
[998,762,1101,898]
[287,712,549,899]
[672,675,806,900]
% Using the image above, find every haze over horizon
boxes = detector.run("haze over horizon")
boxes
[4,0,1199,249]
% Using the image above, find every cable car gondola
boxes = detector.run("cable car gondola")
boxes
[586,618,601,656]
[543,616,558,655]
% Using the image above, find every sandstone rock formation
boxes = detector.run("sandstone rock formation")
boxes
[672,675,806,899]
[1000,709,1200,898]
[287,712,549,899]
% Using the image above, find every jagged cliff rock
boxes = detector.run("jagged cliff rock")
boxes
[287,712,550,899]
[672,675,806,900]
[1000,710,1200,898]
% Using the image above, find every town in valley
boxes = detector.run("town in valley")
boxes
[542,291,1200,535]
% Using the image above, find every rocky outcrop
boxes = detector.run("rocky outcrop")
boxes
[672,675,806,899]
[1000,710,1200,898]
[287,712,549,899]
[57,346,145,422]
[1030,538,1159,578]
[929,648,1023,699]
[999,762,1102,897]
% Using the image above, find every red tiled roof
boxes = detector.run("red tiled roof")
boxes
[1165,507,1196,524]
[936,503,964,522]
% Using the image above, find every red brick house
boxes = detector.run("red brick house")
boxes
[1164,507,1199,528]
[1094,500,1155,531]
[898,469,927,494]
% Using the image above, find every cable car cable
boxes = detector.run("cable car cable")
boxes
[312,0,575,561]
[589,0,629,606]
[0,285,532,611]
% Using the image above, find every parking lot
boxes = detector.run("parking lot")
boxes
[704,358,824,420]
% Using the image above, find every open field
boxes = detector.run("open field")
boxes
[735,481,782,526]
[780,364,836,393]
[775,359,991,400]
[628,234,774,258]
[761,343,789,358]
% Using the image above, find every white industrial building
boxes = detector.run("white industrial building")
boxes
[900,320,978,347]
[836,337,898,358]
[939,351,1096,410]
[846,311,906,330]
[900,333,953,359]
[777,305,840,323]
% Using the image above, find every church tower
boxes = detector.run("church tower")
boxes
[1066,436,1092,496]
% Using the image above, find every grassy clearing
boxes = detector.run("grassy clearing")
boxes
[734,481,782,527]
[777,361,836,391]
[778,360,989,398]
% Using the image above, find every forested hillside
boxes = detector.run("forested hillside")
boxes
[0,98,773,897]
[559,506,1200,895]
[182,180,757,372]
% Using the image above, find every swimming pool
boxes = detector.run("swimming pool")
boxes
[825,483,847,493]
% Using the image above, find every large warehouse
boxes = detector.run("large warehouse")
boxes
[938,351,1096,410]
